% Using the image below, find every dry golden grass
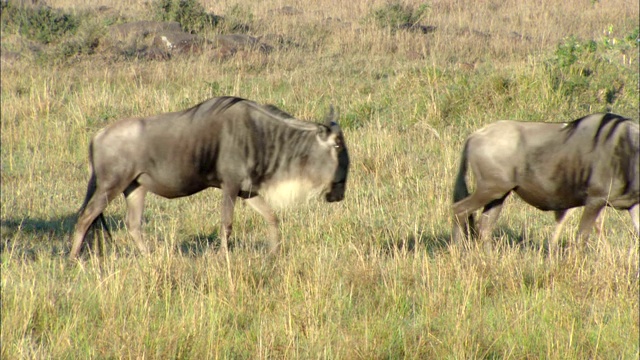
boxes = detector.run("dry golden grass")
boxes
[1,0,638,358]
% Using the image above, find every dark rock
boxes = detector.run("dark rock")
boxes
[152,31,202,54]
[397,23,437,34]
[210,45,237,61]
[509,31,532,41]
[269,6,302,15]
[1,51,21,65]
[260,33,299,49]
[139,46,171,61]
[213,34,273,53]
[4,0,47,8]
[108,21,182,40]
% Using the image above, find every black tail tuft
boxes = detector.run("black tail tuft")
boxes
[452,140,476,241]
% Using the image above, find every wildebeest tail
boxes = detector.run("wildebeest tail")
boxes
[453,140,470,203]
[452,139,476,239]
[77,141,112,241]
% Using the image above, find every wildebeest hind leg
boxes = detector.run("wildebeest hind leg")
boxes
[245,196,280,255]
[453,186,511,218]
[124,183,149,255]
[453,186,511,248]
[453,186,510,224]
[452,213,476,245]
[478,196,507,252]
[70,186,121,259]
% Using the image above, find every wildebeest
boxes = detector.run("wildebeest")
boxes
[452,113,639,250]
[70,96,350,259]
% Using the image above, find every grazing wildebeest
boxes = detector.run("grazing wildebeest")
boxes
[69,96,349,259]
[452,113,639,250]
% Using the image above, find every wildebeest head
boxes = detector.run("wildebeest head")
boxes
[321,105,350,202]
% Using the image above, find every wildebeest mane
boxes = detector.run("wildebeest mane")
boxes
[247,102,323,131]
[262,104,295,119]
[180,96,246,119]
[563,113,631,146]
[177,96,324,132]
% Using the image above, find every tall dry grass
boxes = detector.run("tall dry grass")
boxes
[1,0,638,358]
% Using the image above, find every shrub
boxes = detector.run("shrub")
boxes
[152,0,219,34]
[216,4,253,33]
[369,2,429,30]
[0,1,79,44]
[546,32,638,110]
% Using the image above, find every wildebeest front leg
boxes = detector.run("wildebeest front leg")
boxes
[245,196,280,254]
[549,209,570,253]
[478,197,506,252]
[629,204,639,234]
[124,183,149,255]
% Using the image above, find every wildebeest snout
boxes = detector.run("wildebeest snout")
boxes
[326,181,346,202]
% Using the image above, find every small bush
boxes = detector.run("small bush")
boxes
[152,0,219,34]
[552,36,597,68]
[1,2,79,44]
[218,4,254,33]
[370,2,429,30]
[546,34,636,109]
[624,27,639,44]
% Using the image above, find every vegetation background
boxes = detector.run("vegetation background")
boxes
[1,0,638,358]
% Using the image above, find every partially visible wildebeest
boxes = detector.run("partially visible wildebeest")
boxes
[452,113,639,250]
[70,96,350,259]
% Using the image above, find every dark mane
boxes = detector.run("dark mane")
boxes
[249,102,320,130]
[563,113,630,146]
[208,96,246,114]
[182,96,246,119]
[262,104,295,119]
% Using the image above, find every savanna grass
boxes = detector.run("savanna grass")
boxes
[2,0,638,358]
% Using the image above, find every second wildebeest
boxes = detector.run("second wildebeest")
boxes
[452,113,639,250]
[69,96,350,259]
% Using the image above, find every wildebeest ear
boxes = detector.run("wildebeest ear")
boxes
[324,105,339,131]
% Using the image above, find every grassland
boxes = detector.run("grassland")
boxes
[1,0,639,358]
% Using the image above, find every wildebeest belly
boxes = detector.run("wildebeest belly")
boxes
[514,180,586,211]
[136,169,219,199]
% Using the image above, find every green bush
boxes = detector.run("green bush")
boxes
[552,36,597,68]
[546,32,637,111]
[216,4,253,33]
[1,1,79,44]
[152,0,219,34]
[370,2,429,30]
